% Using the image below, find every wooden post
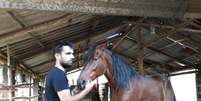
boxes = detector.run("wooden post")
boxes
[11,69,15,101]
[33,79,39,101]
[6,45,12,101]
[196,69,201,101]
[136,28,145,75]
[77,45,82,68]
[29,76,32,101]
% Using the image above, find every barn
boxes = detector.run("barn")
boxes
[0,0,200,101]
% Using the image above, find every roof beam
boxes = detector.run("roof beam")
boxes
[124,21,201,33]
[113,18,145,49]
[125,36,191,68]
[6,11,45,48]
[144,19,193,48]
[0,52,39,78]
[0,0,187,18]
[30,59,54,69]
[0,13,72,48]
[136,28,145,74]
[114,50,175,72]
[17,24,126,60]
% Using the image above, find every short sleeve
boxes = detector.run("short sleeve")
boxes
[52,71,70,92]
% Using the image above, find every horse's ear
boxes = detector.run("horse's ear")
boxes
[94,43,107,58]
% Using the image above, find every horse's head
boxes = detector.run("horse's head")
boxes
[77,43,110,90]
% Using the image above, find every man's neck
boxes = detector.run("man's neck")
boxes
[55,62,65,72]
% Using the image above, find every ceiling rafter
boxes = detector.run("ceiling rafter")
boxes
[0,13,73,48]
[0,13,71,38]
[143,19,194,48]
[125,35,192,69]
[111,19,194,69]
[17,24,127,60]
[8,17,101,57]
[162,35,201,67]
[112,18,145,49]
[7,11,45,48]
[0,51,41,79]
[29,24,127,73]
[136,27,145,74]
[124,21,201,33]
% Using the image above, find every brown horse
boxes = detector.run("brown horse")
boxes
[77,44,176,101]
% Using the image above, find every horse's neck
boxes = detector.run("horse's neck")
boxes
[104,51,128,91]
[104,66,116,89]
[104,65,121,91]
[106,76,124,100]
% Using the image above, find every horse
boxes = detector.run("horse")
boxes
[77,43,176,101]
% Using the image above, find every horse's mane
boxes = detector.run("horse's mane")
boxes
[111,52,138,89]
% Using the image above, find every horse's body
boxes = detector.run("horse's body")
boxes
[110,75,174,101]
[78,44,175,101]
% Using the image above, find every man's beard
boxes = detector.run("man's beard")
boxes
[60,61,72,69]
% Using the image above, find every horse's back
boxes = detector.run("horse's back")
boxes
[117,75,175,101]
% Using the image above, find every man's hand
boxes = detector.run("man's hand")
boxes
[85,79,97,90]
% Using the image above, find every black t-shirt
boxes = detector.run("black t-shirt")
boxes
[44,67,70,101]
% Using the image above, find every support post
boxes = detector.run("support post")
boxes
[136,28,145,75]
[196,68,201,101]
[7,45,12,101]
[29,76,32,101]
[33,79,39,101]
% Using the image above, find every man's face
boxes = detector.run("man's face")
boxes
[59,46,75,68]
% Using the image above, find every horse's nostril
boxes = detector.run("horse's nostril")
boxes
[77,80,86,90]
[82,80,86,85]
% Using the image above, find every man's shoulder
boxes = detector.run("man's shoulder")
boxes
[47,67,65,76]
[49,67,62,73]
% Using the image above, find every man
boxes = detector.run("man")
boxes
[44,42,96,101]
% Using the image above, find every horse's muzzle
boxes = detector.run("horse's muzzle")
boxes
[77,80,86,90]
[77,80,93,90]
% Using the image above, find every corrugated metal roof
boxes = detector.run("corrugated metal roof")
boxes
[0,9,200,77]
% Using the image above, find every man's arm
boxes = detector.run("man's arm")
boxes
[57,80,96,101]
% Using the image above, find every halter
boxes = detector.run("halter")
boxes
[88,48,112,80]
[83,48,111,86]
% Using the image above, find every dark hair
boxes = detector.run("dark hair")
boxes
[53,41,73,55]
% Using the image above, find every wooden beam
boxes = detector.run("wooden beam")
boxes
[6,45,11,101]
[29,76,31,101]
[18,24,126,60]
[169,70,197,76]
[0,13,72,48]
[143,59,176,73]
[7,11,45,48]
[136,28,145,75]
[144,19,193,48]
[114,50,175,73]
[0,13,71,38]
[10,21,91,58]
[0,51,42,80]
[33,25,127,74]
[124,21,201,33]
[125,36,191,68]
[0,0,187,18]
[112,18,145,49]
[30,59,54,69]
